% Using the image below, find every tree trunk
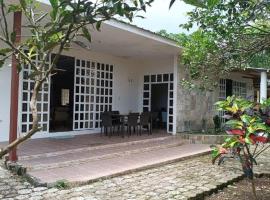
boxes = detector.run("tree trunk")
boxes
[0,80,42,159]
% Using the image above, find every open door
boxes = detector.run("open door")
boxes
[50,55,74,132]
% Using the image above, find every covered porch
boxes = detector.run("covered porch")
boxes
[16,19,181,142]
[234,68,270,102]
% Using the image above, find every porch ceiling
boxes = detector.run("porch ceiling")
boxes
[75,20,182,60]
[234,68,270,89]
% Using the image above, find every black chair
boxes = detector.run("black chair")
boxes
[139,112,152,135]
[100,112,113,137]
[111,111,122,136]
[126,113,139,136]
[151,112,159,129]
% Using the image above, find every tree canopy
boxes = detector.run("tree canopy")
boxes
[167,0,270,89]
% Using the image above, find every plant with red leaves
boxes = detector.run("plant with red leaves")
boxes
[213,96,270,199]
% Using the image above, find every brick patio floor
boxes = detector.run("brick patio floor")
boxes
[1,130,211,185]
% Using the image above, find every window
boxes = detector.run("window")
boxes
[74,59,113,130]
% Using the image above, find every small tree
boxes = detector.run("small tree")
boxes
[213,96,270,199]
[0,0,153,158]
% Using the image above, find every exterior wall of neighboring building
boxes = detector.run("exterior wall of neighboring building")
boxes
[175,68,254,133]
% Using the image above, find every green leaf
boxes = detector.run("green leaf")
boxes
[207,0,220,8]
[49,0,58,10]
[81,27,91,43]
[10,32,16,43]
[8,4,22,13]
[0,48,12,56]
[225,120,243,128]
[240,114,252,125]
[19,0,26,10]
[49,0,59,20]
[245,137,252,144]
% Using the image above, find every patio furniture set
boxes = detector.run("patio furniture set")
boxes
[100,111,154,137]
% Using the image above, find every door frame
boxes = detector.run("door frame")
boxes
[142,73,174,133]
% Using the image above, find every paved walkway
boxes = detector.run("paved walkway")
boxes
[1,147,270,200]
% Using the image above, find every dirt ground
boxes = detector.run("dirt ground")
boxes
[206,177,270,200]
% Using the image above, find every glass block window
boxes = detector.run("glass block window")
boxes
[20,56,51,133]
[219,79,226,100]
[73,59,113,130]
[233,81,247,98]
[143,73,174,133]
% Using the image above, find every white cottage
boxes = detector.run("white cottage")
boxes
[0,0,268,145]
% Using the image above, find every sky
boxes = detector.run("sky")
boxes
[131,0,195,34]
[39,0,195,34]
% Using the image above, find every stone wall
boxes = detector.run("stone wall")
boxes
[176,86,218,133]
[175,63,219,133]
[175,63,254,133]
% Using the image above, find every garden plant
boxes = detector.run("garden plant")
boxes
[213,96,270,199]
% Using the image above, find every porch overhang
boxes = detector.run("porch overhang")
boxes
[74,19,182,60]
[233,67,270,102]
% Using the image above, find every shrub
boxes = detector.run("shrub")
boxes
[212,96,270,199]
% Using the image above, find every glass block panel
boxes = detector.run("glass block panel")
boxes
[144,75,150,83]
[157,74,162,82]
[144,84,149,91]
[151,75,156,82]
[163,74,169,82]
[170,73,174,81]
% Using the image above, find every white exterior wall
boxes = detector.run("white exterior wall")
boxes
[136,57,174,112]
[60,46,174,115]
[13,45,175,140]
[0,60,12,141]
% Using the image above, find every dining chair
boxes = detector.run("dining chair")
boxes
[100,112,113,137]
[139,112,152,135]
[126,113,139,136]
[111,110,122,135]
[151,112,159,129]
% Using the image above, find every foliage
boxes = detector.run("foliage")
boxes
[213,96,270,199]
[159,29,226,89]
[54,180,69,189]
[168,0,270,90]
[0,0,153,158]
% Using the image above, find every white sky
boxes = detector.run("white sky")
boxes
[131,0,195,33]
[39,0,195,34]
